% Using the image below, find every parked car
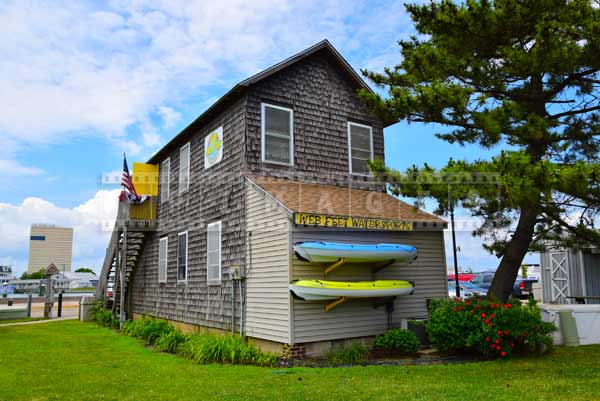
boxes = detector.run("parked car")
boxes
[512,278,538,299]
[471,271,537,299]
[470,271,495,291]
[460,281,487,297]
[448,282,474,300]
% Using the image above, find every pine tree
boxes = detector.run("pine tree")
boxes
[360,0,600,301]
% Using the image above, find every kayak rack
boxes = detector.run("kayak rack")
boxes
[323,258,347,275]
[325,297,347,312]
[323,258,397,277]
[325,296,397,313]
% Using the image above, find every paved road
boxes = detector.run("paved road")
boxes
[0,301,80,318]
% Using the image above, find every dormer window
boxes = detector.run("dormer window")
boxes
[261,103,294,166]
[347,122,373,175]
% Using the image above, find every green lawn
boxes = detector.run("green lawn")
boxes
[0,321,599,401]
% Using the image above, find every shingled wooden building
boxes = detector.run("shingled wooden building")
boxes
[98,40,448,356]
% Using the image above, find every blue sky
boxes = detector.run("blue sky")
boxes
[0,0,538,276]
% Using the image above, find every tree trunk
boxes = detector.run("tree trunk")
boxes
[488,203,539,302]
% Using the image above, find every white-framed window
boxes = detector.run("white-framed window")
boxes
[347,122,373,175]
[261,103,293,166]
[160,158,170,203]
[179,143,190,193]
[177,231,188,281]
[158,236,168,283]
[206,221,222,283]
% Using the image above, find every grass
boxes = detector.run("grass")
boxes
[0,321,599,401]
[0,317,45,325]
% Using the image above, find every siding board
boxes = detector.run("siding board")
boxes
[245,185,291,343]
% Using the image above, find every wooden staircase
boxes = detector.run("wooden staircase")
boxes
[96,198,157,326]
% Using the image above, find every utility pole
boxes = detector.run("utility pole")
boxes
[450,205,460,298]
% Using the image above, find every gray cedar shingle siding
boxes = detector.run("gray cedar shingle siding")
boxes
[129,43,446,340]
[130,95,247,329]
[244,48,384,190]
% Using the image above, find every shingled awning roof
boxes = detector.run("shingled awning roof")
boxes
[248,176,446,229]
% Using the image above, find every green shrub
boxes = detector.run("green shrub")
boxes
[154,330,187,353]
[121,317,174,345]
[178,333,278,367]
[374,328,419,355]
[327,342,369,366]
[427,297,556,358]
[91,302,118,329]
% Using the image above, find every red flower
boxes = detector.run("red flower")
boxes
[498,330,503,335]
[496,303,501,308]
[490,304,495,309]
[485,337,491,342]
[490,344,496,350]
[477,298,482,302]
[501,351,507,357]
[475,305,480,309]
[496,345,501,350]
[504,330,509,336]
[465,301,470,306]
[504,303,511,308]
[458,306,463,311]
[481,313,486,318]
[452,307,457,312]
[495,339,501,344]
[484,319,490,324]
[490,314,495,319]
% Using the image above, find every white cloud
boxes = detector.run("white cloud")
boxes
[158,106,182,129]
[0,0,408,153]
[0,190,120,276]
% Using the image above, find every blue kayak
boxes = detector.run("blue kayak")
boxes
[294,241,417,263]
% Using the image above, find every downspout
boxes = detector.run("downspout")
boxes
[241,231,252,338]
[231,274,235,335]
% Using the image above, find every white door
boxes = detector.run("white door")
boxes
[549,252,569,304]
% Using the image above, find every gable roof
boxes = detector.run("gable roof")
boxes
[148,40,374,164]
[247,176,446,228]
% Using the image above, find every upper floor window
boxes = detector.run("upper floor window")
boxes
[206,221,222,284]
[261,103,293,166]
[179,143,190,193]
[158,236,168,283]
[347,122,373,175]
[177,231,188,281]
[161,158,170,203]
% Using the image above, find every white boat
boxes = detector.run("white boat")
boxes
[293,241,417,263]
[289,279,415,301]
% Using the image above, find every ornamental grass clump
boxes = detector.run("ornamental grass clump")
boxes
[427,298,555,358]
[326,342,369,366]
[178,333,278,367]
[121,317,175,346]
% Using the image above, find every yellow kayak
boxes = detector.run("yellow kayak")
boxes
[289,279,414,301]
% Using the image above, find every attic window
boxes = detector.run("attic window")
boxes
[261,103,293,166]
[348,122,373,175]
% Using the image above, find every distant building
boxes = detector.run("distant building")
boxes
[52,272,98,289]
[0,265,14,284]
[27,224,73,274]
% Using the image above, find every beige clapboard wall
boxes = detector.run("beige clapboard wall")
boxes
[245,184,448,345]
[27,225,73,273]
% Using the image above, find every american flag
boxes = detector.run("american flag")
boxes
[120,154,147,203]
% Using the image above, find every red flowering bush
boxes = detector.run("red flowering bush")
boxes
[426,298,555,358]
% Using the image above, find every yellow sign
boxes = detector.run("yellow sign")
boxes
[132,162,159,196]
[294,213,413,231]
